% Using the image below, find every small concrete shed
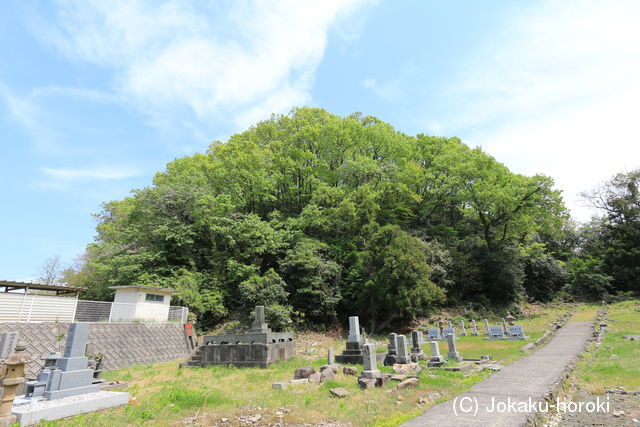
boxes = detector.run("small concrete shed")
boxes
[108,285,177,322]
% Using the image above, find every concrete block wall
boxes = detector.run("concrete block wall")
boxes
[0,322,191,378]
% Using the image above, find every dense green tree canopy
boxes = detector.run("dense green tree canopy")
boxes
[66,108,570,330]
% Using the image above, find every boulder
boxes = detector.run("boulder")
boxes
[343,366,358,376]
[358,377,377,389]
[320,368,336,382]
[294,366,315,379]
[397,378,419,389]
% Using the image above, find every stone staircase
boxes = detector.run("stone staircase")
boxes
[180,346,203,368]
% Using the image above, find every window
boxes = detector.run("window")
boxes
[145,293,164,303]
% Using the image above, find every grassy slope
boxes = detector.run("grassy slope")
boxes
[44,305,566,427]
[573,299,640,394]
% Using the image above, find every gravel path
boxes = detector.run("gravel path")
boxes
[402,321,593,427]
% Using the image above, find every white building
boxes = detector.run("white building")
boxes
[108,285,177,322]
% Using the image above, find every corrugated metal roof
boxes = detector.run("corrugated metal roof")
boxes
[108,285,177,293]
[0,280,84,294]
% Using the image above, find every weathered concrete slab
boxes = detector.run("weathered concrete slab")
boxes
[402,321,592,427]
[12,391,129,425]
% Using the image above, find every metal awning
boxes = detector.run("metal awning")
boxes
[0,280,84,295]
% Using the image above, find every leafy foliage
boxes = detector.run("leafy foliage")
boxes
[64,108,569,330]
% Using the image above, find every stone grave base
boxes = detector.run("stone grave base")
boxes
[12,391,129,425]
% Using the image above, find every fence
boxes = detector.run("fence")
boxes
[0,293,188,323]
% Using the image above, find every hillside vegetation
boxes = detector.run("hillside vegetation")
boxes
[62,108,639,331]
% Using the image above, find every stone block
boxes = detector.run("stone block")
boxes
[329,387,350,398]
[272,382,288,390]
[397,378,419,389]
[289,378,308,386]
[320,369,336,382]
[358,377,377,389]
[343,366,358,376]
[308,372,322,383]
[294,366,315,379]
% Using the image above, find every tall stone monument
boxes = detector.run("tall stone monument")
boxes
[360,343,381,379]
[427,341,446,367]
[460,320,467,336]
[396,334,410,364]
[410,330,426,362]
[335,316,365,364]
[446,333,462,362]
[24,323,100,400]
[383,333,398,366]
[471,320,479,336]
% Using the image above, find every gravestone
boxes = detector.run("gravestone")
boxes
[24,323,100,400]
[446,334,462,362]
[471,320,479,336]
[327,348,335,365]
[383,333,398,366]
[501,318,508,334]
[484,319,490,336]
[195,306,295,368]
[486,325,505,340]
[410,331,426,362]
[427,328,441,340]
[448,321,453,329]
[427,341,446,367]
[443,328,455,339]
[460,320,467,336]
[507,325,529,340]
[410,330,425,346]
[396,335,410,364]
[336,316,365,364]
[0,332,19,359]
[360,342,381,379]
[349,317,361,342]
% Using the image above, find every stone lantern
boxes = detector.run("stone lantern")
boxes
[0,342,29,427]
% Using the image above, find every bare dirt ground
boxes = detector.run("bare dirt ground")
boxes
[544,389,640,426]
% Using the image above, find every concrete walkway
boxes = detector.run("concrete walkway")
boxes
[402,321,593,427]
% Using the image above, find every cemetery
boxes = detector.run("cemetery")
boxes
[6,302,628,425]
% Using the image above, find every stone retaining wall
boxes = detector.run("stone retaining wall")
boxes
[0,322,191,378]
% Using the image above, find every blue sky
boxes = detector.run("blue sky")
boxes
[1,0,639,281]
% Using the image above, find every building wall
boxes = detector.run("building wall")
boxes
[0,322,190,378]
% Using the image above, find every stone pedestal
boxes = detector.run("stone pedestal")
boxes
[396,335,410,364]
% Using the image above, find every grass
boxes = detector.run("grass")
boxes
[573,299,640,394]
[44,305,566,426]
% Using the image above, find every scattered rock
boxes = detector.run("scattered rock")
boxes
[623,335,640,341]
[289,378,309,386]
[308,372,322,383]
[329,387,350,398]
[376,375,391,387]
[611,354,619,360]
[221,417,229,423]
[358,377,377,389]
[393,363,421,374]
[321,369,336,382]
[397,378,420,389]
[238,414,262,424]
[320,364,340,374]
[391,374,407,381]
[418,397,428,405]
[395,400,403,405]
[272,382,288,390]
[482,364,504,371]
[343,366,358,376]
[294,366,315,379]
[613,410,626,417]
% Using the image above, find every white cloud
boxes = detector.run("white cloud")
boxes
[42,166,140,181]
[440,0,640,222]
[33,0,369,130]
[361,78,401,100]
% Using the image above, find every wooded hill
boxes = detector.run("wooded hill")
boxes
[63,108,638,331]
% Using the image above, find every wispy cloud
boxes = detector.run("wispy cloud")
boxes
[361,78,401,100]
[437,0,640,222]
[30,0,370,131]
[42,166,140,181]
